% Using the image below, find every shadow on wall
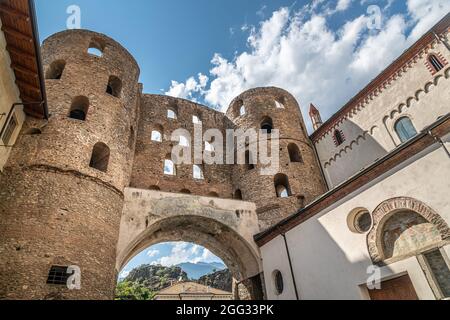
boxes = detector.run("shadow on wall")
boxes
[270,197,449,300]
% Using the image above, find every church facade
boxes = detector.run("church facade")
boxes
[256,13,450,300]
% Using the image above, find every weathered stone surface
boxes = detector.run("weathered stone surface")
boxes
[0,29,326,300]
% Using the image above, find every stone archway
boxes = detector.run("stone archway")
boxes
[116,188,264,300]
[367,197,450,264]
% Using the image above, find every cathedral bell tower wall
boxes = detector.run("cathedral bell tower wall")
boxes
[0,30,140,299]
[226,87,326,230]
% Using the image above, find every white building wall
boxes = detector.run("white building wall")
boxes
[315,37,450,188]
[261,134,450,300]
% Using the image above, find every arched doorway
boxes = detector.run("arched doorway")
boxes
[117,241,233,300]
[116,188,264,300]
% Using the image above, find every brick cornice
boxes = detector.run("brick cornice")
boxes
[310,13,450,143]
[255,113,450,247]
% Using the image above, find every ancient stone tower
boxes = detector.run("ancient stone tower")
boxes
[226,88,326,229]
[0,28,326,300]
[0,30,140,299]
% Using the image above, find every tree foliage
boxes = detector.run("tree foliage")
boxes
[115,281,155,300]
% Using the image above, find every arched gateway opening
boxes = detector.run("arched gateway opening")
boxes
[115,188,264,300]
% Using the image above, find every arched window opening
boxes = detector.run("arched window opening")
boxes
[192,115,201,124]
[151,124,163,142]
[287,143,302,163]
[106,76,122,98]
[208,192,219,198]
[151,130,162,142]
[245,150,255,170]
[193,164,204,180]
[180,189,191,194]
[234,189,243,200]
[428,54,444,72]
[334,130,344,146]
[46,60,66,80]
[273,270,284,295]
[69,96,89,121]
[205,140,215,152]
[179,135,189,147]
[395,117,417,143]
[89,142,110,172]
[164,158,176,176]
[274,173,291,198]
[167,109,177,119]
[275,100,285,109]
[25,128,42,135]
[149,185,160,191]
[240,105,246,116]
[87,38,105,57]
[261,117,273,134]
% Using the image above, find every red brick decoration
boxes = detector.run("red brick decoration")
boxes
[332,129,346,147]
[425,52,448,75]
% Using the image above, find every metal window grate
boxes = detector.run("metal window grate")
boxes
[47,266,71,285]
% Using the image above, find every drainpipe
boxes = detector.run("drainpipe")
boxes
[428,130,450,158]
[433,31,450,52]
[279,230,300,300]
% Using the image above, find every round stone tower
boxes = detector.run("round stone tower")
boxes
[226,87,327,230]
[0,30,140,299]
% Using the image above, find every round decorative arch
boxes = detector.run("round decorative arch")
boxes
[367,197,450,264]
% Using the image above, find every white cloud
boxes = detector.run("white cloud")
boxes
[336,0,352,12]
[119,270,130,279]
[152,242,221,267]
[165,73,209,101]
[165,0,450,132]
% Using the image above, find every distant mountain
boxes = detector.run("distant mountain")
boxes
[197,269,232,292]
[123,264,188,292]
[176,262,226,279]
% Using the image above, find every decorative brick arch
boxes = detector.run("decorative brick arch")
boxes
[367,197,450,264]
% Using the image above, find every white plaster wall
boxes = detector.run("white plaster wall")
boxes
[0,20,25,171]
[315,39,450,188]
[262,137,450,300]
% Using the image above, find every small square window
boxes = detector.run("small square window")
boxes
[47,266,72,285]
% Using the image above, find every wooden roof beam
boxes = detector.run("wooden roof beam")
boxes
[6,45,35,60]
[1,25,33,43]
[11,63,38,78]
[16,80,40,94]
[0,4,30,21]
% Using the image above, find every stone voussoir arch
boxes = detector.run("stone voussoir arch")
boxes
[367,196,450,264]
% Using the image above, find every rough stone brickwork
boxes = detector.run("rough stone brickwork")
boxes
[130,94,234,198]
[0,30,140,299]
[227,88,327,229]
[0,29,326,299]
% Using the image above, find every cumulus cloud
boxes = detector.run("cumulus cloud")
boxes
[151,242,221,267]
[165,0,450,131]
[336,0,353,12]
[146,249,160,257]
[119,270,130,279]
[165,73,209,101]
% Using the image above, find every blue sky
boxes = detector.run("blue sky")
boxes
[119,242,223,279]
[35,0,450,132]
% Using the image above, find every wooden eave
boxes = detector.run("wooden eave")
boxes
[0,0,47,119]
